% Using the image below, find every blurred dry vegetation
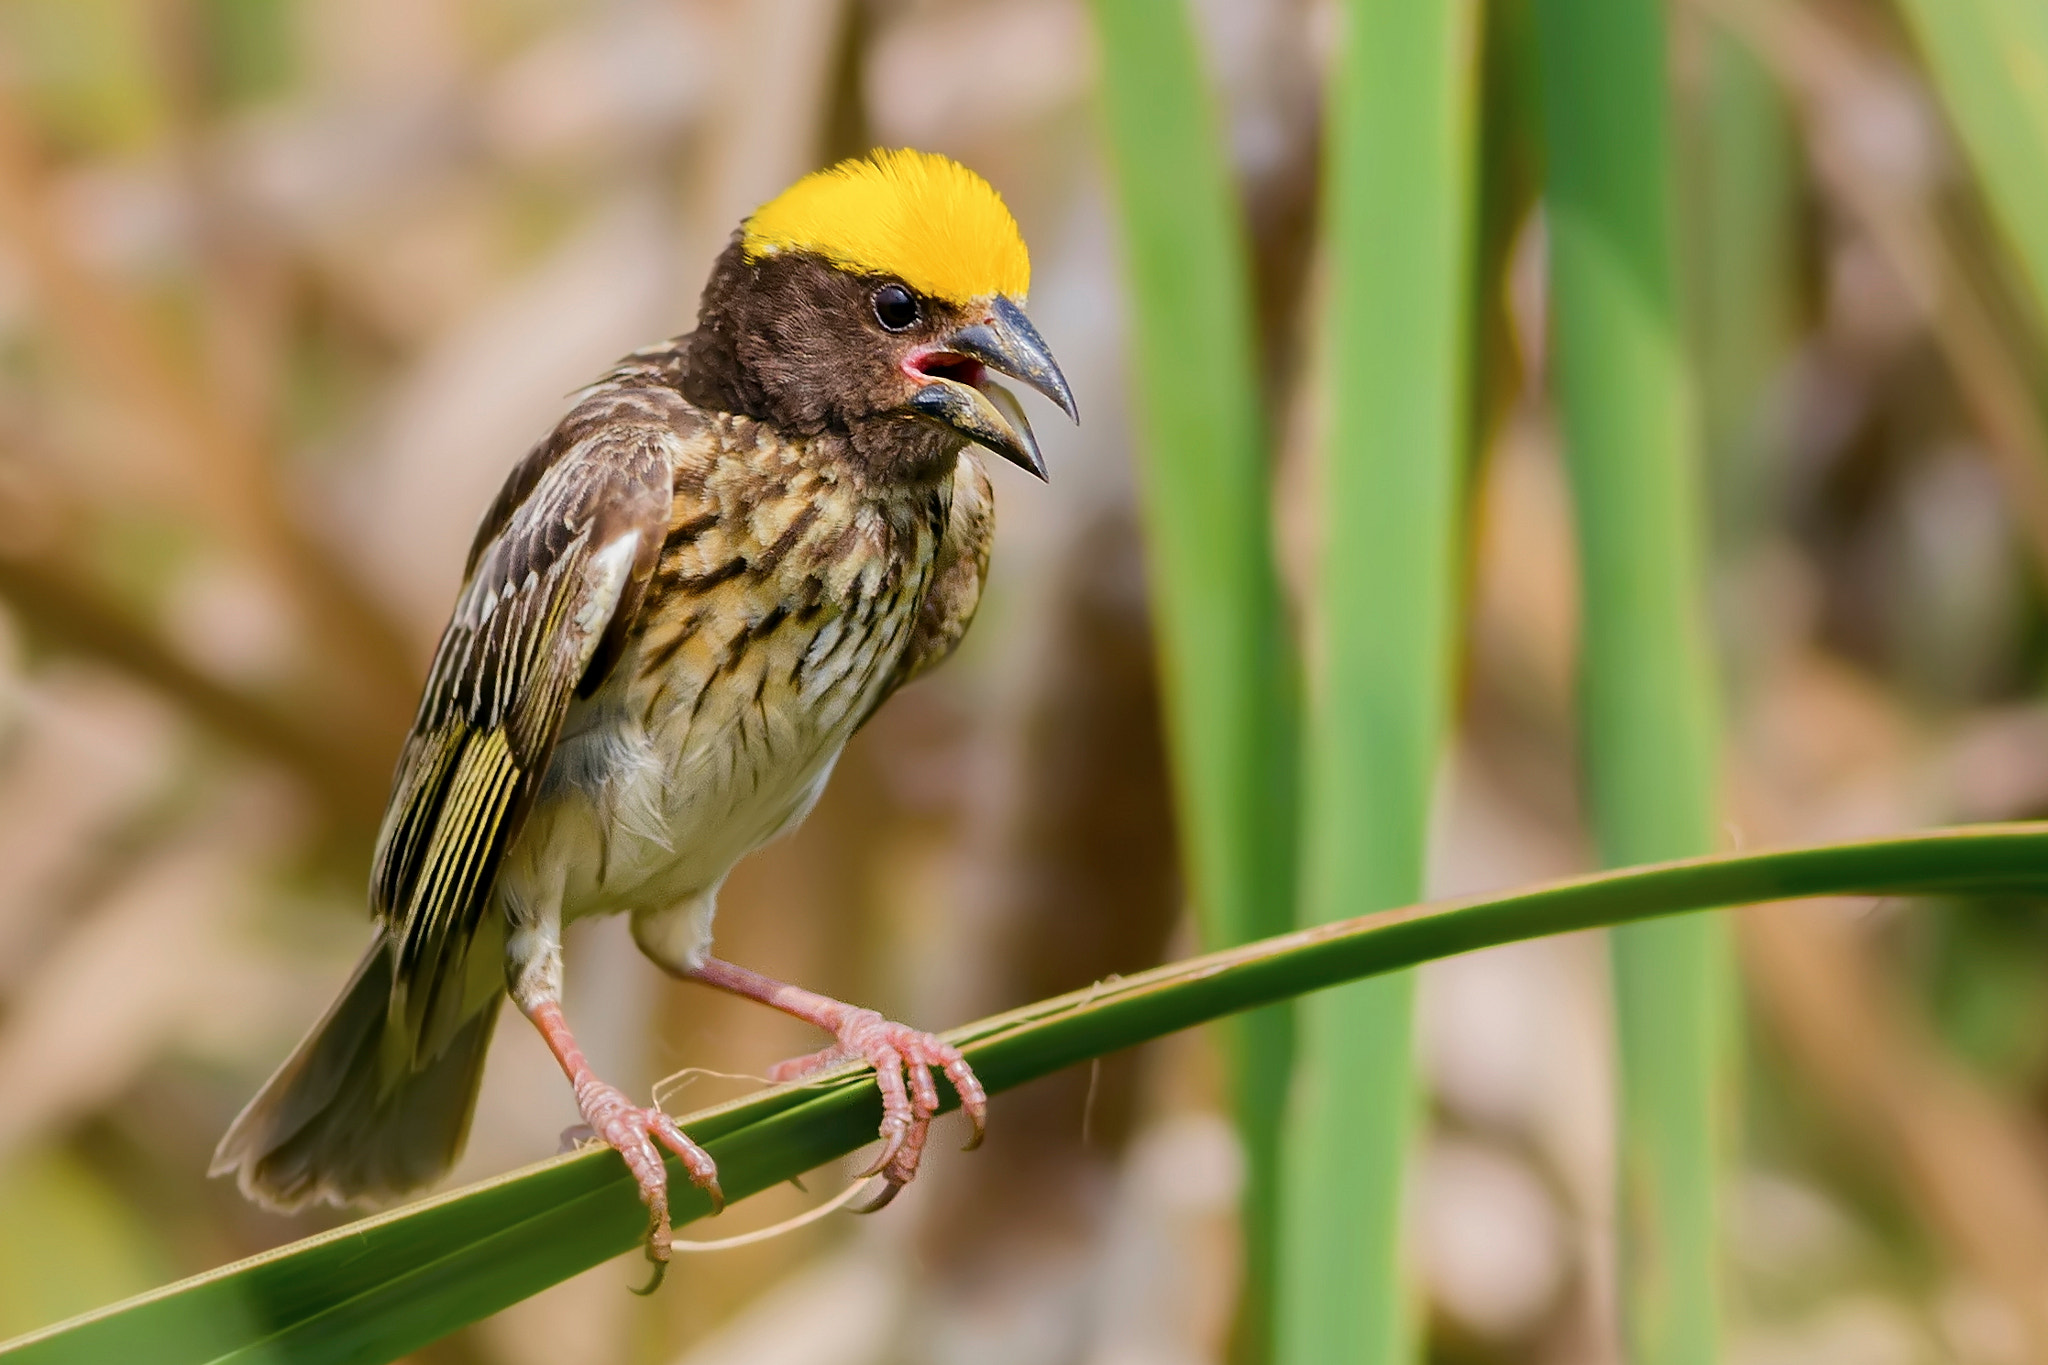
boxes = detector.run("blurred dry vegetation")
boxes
[0,1,2046,1364]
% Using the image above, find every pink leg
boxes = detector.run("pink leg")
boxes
[686,957,986,1200]
[525,999,723,1265]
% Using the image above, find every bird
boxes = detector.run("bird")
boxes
[210,148,1075,1264]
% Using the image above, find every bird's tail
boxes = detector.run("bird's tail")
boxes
[211,931,500,1210]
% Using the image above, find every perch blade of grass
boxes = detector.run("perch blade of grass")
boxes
[1085,0,1300,1353]
[1532,1,1729,1361]
[11,825,2048,1365]
[1276,1,1479,1361]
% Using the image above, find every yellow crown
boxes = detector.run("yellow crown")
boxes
[742,149,1030,305]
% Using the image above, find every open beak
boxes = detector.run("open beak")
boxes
[903,295,1077,480]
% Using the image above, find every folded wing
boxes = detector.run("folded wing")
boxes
[372,400,683,1056]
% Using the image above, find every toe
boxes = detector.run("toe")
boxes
[895,1029,983,1150]
[859,1056,914,1179]
[882,1113,931,1187]
[628,1152,674,1268]
[764,1015,988,1192]
[766,1043,845,1085]
[576,1083,686,1262]
[941,1056,988,1149]
[905,1053,941,1119]
[649,1111,724,1215]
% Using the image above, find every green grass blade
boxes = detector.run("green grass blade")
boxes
[1690,27,1796,565]
[1531,2,1728,1361]
[1082,0,1298,951]
[1894,0,2048,319]
[1277,1,1478,1362]
[10,825,2048,1365]
[1085,0,1300,1351]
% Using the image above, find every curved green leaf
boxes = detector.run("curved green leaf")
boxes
[1532,0,1728,1357]
[8,823,2048,1365]
[1895,0,2048,324]
[1279,2,1479,1362]
[1084,0,1300,1350]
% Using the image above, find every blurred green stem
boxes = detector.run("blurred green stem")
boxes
[1085,0,1300,1355]
[1276,1,1478,1362]
[1689,27,1795,569]
[1893,0,2048,326]
[1532,1,1730,1361]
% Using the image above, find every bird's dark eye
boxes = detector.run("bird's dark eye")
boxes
[872,282,921,331]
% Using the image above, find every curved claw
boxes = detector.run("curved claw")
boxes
[631,1251,668,1297]
[851,1177,904,1215]
[859,1115,912,1179]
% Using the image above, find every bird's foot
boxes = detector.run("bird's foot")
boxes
[766,1010,986,1203]
[570,1077,723,1270]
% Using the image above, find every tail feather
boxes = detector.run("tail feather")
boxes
[212,932,500,1210]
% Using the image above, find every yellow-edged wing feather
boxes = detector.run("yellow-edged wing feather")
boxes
[369,390,691,1059]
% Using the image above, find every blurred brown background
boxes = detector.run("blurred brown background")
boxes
[0,1,2046,1363]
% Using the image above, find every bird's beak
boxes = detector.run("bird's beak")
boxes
[903,295,1077,480]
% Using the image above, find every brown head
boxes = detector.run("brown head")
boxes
[680,150,1076,482]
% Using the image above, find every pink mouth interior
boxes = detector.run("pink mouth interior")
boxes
[907,351,986,388]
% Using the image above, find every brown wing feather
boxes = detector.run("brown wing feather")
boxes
[370,390,693,1053]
